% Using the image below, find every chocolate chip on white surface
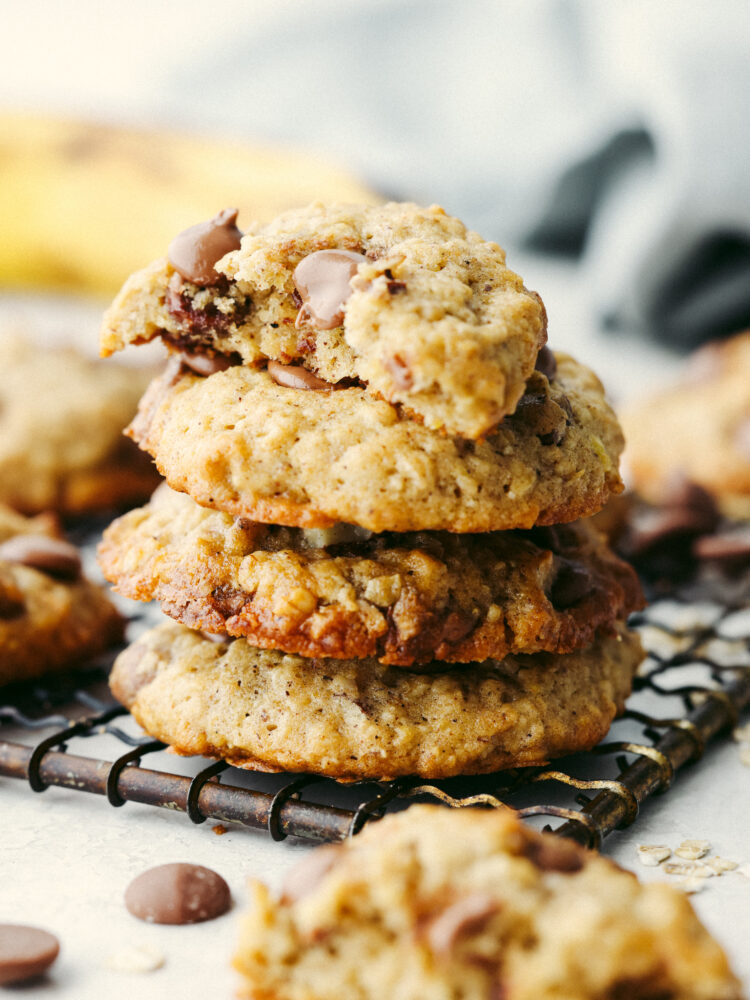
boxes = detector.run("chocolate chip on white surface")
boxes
[124,863,231,925]
[0,924,60,985]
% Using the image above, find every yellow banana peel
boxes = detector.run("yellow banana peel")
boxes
[0,112,378,297]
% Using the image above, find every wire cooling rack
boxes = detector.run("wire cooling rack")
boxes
[2,524,749,848]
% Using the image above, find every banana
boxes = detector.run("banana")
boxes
[0,113,378,297]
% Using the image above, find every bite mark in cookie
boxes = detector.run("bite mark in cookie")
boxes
[101,202,548,438]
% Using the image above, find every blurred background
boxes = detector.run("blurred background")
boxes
[1,0,750,401]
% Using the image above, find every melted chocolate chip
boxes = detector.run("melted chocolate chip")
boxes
[293,249,367,329]
[125,863,231,925]
[167,208,243,286]
[0,925,60,985]
[176,350,236,377]
[547,558,592,609]
[535,345,557,380]
[0,535,81,580]
[267,361,336,391]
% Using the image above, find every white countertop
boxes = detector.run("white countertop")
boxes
[1,267,748,999]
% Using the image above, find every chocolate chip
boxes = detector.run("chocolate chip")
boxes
[0,924,60,985]
[535,345,557,380]
[0,535,81,580]
[521,834,585,873]
[694,526,750,564]
[293,249,367,329]
[281,844,344,904]
[424,894,500,956]
[660,476,719,528]
[125,863,231,925]
[624,478,719,560]
[167,208,243,286]
[547,557,592,609]
[176,349,236,377]
[386,280,407,294]
[267,360,335,391]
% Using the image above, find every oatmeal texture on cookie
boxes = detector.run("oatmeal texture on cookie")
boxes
[101,202,547,438]
[234,806,742,1000]
[109,622,641,779]
[99,485,642,666]
[126,353,623,533]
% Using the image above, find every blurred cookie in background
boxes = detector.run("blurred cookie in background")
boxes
[0,503,123,686]
[0,332,161,516]
[622,330,750,520]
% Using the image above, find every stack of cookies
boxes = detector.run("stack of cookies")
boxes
[98,202,643,781]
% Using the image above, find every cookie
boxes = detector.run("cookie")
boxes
[109,621,641,780]
[623,330,750,516]
[98,485,642,666]
[127,353,623,533]
[235,805,742,1000]
[101,202,547,439]
[0,335,160,515]
[0,504,123,685]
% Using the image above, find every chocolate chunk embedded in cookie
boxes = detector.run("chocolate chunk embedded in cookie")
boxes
[98,485,642,666]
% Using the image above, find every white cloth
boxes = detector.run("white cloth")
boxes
[160,0,750,348]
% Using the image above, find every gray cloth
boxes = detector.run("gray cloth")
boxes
[165,0,750,348]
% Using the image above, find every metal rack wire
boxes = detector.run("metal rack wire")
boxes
[2,537,749,847]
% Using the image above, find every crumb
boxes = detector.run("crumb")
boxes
[663,861,714,879]
[104,943,165,973]
[212,824,228,836]
[739,745,750,768]
[675,839,711,860]
[637,844,672,867]
[735,863,750,879]
[674,876,706,894]
[732,721,750,743]
[704,857,739,875]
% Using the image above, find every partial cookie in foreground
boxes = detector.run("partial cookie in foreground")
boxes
[0,335,160,515]
[623,330,750,517]
[101,202,547,439]
[0,504,123,686]
[235,805,742,1000]
[98,484,642,666]
[110,621,641,780]
[127,353,623,533]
